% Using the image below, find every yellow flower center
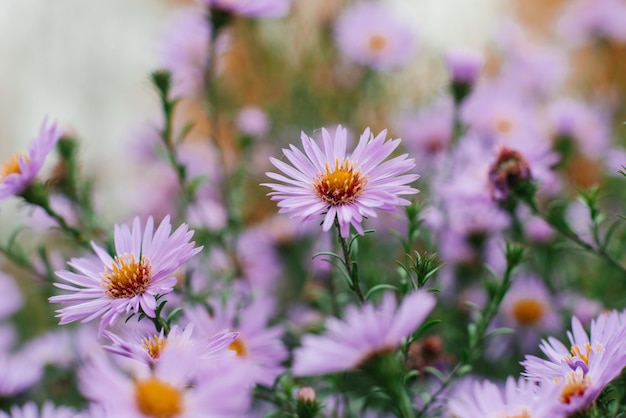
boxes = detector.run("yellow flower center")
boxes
[102,254,151,299]
[313,159,367,206]
[142,335,168,360]
[507,409,530,418]
[559,371,591,404]
[495,117,514,135]
[0,154,26,182]
[228,336,248,357]
[368,35,387,52]
[511,298,544,326]
[134,377,183,418]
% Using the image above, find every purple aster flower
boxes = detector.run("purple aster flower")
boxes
[448,376,567,418]
[262,125,419,238]
[334,2,417,71]
[103,324,237,367]
[445,48,484,85]
[80,342,253,418]
[522,311,626,413]
[49,216,202,335]
[0,402,78,418]
[186,296,288,386]
[292,290,436,376]
[0,118,61,200]
[200,0,291,19]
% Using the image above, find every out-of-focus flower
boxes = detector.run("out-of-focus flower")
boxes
[397,96,454,170]
[0,402,78,418]
[0,118,61,201]
[334,2,416,71]
[558,0,626,44]
[0,353,42,397]
[557,292,603,325]
[186,296,288,386]
[160,8,211,98]
[0,272,22,320]
[236,106,270,138]
[487,147,533,202]
[263,125,419,237]
[448,376,567,418]
[292,291,435,376]
[445,48,484,85]
[522,311,626,413]
[80,343,253,417]
[201,0,291,19]
[495,274,561,354]
[103,324,237,367]
[50,216,202,335]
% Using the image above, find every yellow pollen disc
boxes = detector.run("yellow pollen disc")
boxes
[102,254,152,299]
[142,335,168,360]
[228,337,248,357]
[507,409,530,418]
[560,372,590,404]
[368,35,387,52]
[511,298,545,326]
[495,117,514,134]
[134,377,183,418]
[0,153,27,181]
[313,159,367,206]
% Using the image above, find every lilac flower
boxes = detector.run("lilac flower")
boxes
[0,118,61,200]
[160,8,211,98]
[334,2,416,71]
[80,343,253,417]
[0,352,42,397]
[49,216,202,335]
[236,106,270,138]
[0,272,23,320]
[201,0,291,19]
[522,311,626,413]
[0,402,78,418]
[292,291,436,376]
[186,296,288,386]
[263,125,419,237]
[448,376,567,418]
[103,323,236,367]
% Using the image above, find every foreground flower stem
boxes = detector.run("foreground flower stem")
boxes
[524,197,626,277]
[417,243,523,417]
[334,220,365,304]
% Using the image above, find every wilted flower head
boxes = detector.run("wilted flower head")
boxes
[0,118,61,201]
[292,291,436,376]
[334,2,416,71]
[488,147,533,202]
[263,125,419,237]
[50,216,202,335]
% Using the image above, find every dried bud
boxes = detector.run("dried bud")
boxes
[488,147,533,203]
[297,387,316,402]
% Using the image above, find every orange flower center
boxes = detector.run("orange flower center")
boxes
[0,153,27,182]
[559,371,590,404]
[134,377,183,418]
[495,117,514,134]
[102,254,151,299]
[313,159,367,206]
[511,298,545,326]
[228,336,248,357]
[368,35,387,52]
[142,334,168,360]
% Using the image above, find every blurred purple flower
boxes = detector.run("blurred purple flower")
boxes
[0,118,61,201]
[236,106,270,138]
[445,48,484,85]
[263,125,419,237]
[160,8,211,98]
[558,0,626,44]
[448,376,566,418]
[0,402,78,418]
[50,216,202,335]
[334,2,416,71]
[292,291,435,376]
[201,0,291,18]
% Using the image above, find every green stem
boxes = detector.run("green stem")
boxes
[334,219,365,304]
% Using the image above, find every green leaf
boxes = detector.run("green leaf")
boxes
[364,284,398,300]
